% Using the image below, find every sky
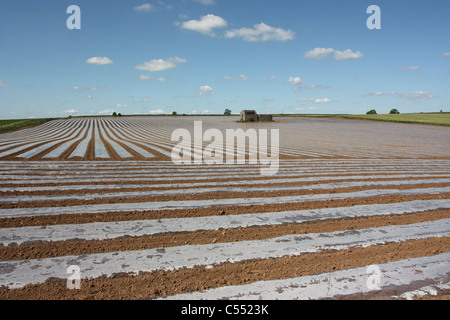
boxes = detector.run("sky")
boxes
[0,0,449,119]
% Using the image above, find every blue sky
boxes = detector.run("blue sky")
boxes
[0,0,449,119]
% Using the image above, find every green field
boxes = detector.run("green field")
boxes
[0,118,58,133]
[277,113,450,126]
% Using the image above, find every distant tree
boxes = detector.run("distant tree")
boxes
[366,109,377,114]
[118,113,122,116]
[389,108,400,114]
[112,112,117,116]
[172,111,177,116]
[224,108,232,116]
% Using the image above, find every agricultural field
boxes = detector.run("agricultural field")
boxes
[338,113,450,126]
[0,116,449,300]
[280,112,450,127]
[0,118,58,134]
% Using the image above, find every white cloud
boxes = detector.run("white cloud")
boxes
[159,1,173,10]
[367,91,400,96]
[193,0,216,4]
[441,52,450,56]
[310,107,318,110]
[133,3,153,12]
[287,76,303,85]
[402,91,435,100]
[401,66,420,71]
[133,98,148,103]
[181,14,227,36]
[195,85,215,97]
[333,49,364,60]
[86,57,114,65]
[314,98,331,103]
[298,98,331,103]
[267,76,276,81]
[98,109,115,115]
[199,85,214,92]
[149,109,166,114]
[135,56,186,72]
[0,81,10,87]
[201,109,214,114]
[225,22,294,42]
[116,104,128,108]
[303,48,335,60]
[139,75,167,82]
[73,86,103,91]
[61,109,79,115]
[366,91,434,100]
[303,48,363,60]
[300,84,330,89]
[222,75,247,81]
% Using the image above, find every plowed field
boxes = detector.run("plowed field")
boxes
[0,116,449,300]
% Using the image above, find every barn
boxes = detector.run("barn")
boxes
[240,110,272,122]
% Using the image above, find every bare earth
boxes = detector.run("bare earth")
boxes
[0,116,449,300]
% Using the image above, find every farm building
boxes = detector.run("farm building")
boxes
[240,110,258,122]
[240,110,273,122]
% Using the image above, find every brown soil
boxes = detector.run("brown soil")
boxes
[1,237,448,300]
[4,171,449,190]
[1,183,449,211]
[3,175,449,197]
[1,209,448,261]
[1,193,449,228]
